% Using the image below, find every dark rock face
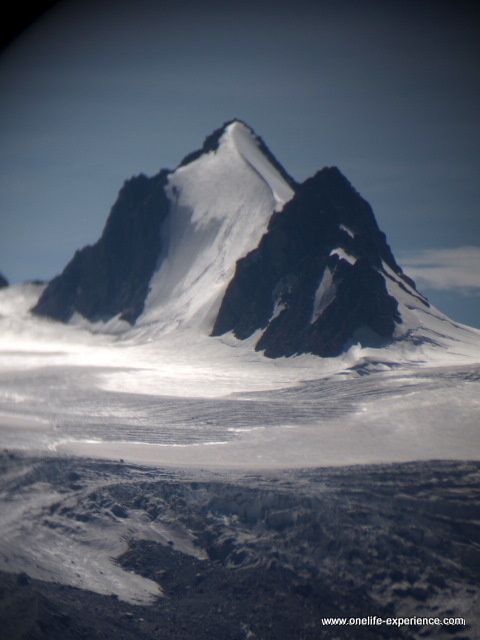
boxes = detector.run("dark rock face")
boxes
[212,168,416,357]
[0,273,8,288]
[32,171,170,324]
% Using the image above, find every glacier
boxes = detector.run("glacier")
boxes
[0,279,479,469]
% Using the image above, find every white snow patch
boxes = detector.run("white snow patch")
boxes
[339,224,355,238]
[271,300,286,321]
[329,247,357,265]
[311,267,336,323]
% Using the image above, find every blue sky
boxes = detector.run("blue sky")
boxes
[0,0,479,326]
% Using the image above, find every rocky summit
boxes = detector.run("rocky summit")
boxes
[212,167,426,357]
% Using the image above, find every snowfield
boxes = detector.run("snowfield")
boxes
[0,282,479,469]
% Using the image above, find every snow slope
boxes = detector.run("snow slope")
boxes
[380,261,480,353]
[136,121,294,335]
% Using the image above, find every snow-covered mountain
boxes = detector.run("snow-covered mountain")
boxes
[2,122,480,617]
[32,119,478,358]
[1,121,480,472]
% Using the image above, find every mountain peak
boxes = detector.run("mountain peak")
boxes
[178,119,297,194]
[178,119,249,168]
[221,117,251,132]
[221,119,257,140]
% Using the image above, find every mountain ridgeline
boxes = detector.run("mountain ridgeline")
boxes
[32,120,427,357]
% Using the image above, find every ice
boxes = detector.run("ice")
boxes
[54,364,480,468]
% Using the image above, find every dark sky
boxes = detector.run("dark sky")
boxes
[0,0,479,325]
